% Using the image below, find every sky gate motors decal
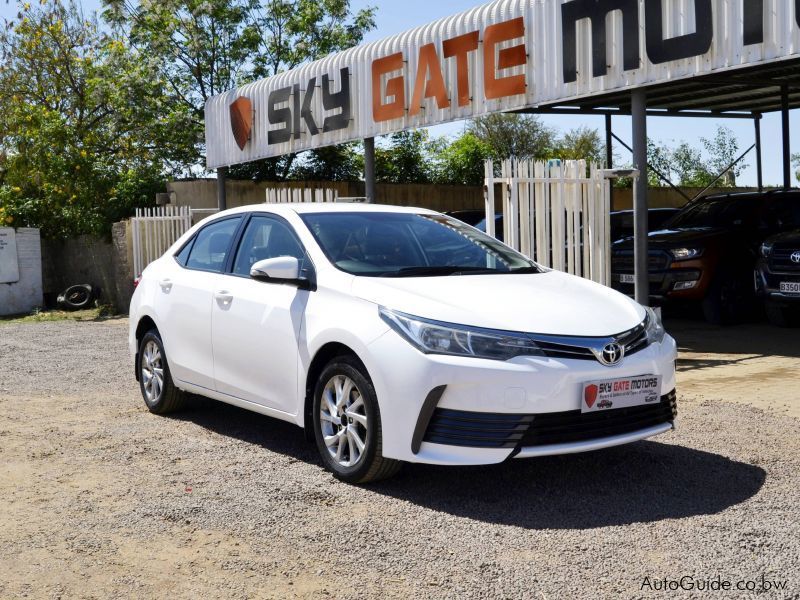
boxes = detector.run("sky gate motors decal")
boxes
[214,0,800,161]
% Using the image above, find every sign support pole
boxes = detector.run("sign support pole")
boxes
[217,167,228,211]
[754,115,763,192]
[781,85,791,189]
[631,90,649,307]
[364,137,376,203]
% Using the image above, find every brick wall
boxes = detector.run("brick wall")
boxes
[0,228,43,316]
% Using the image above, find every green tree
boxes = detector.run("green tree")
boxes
[103,0,376,176]
[792,152,799,184]
[645,127,745,188]
[290,143,363,181]
[468,114,555,161]
[375,131,433,184]
[0,0,196,237]
[430,132,492,186]
[553,126,605,164]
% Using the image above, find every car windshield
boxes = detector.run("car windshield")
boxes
[300,212,540,277]
[664,197,759,229]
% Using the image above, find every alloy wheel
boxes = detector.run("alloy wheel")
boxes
[141,340,165,403]
[319,374,368,467]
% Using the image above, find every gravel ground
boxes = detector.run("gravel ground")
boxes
[0,317,798,599]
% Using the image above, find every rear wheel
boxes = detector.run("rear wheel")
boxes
[765,301,800,327]
[312,356,401,483]
[138,329,186,414]
[702,269,754,325]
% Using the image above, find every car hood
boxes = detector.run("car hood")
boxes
[351,270,645,336]
[613,226,725,249]
[765,229,800,246]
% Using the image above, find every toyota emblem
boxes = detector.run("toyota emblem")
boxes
[598,342,624,366]
[791,251,800,264]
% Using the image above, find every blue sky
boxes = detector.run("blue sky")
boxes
[2,0,796,186]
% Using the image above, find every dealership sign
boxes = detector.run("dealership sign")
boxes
[205,0,800,168]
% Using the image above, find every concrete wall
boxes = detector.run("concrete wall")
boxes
[168,179,485,212]
[0,228,43,317]
[41,221,134,314]
[169,179,758,214]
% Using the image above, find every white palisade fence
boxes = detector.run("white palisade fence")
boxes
[265,187,339,204]
[132,205,192,278]
[484,159,611,286]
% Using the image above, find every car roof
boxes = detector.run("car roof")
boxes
[210,202,439,219]
[701,189,800,202]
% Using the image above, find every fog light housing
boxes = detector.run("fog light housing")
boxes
[673,280,698,291]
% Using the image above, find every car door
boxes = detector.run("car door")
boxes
[210,213,311,414]
[155,215,242,391]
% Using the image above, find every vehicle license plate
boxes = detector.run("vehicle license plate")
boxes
[779,281,800,294]
[617,273,635,284]
[581,375,662,413]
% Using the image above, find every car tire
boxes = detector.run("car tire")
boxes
[138,329,186,414]
[57,284,93,310]
[765,301,800,327]
[702,269,753,325]
[312,355,401,484]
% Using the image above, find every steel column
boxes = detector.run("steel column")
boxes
[217,167,227,212]
[364,137,376,203]
[754,116,763,192]
[631,90,649,306]
[781,86,791,189]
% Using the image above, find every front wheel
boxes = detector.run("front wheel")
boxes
[765,301,800,327]
[312,356,401,483]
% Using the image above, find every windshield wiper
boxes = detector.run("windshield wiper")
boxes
[380,265,539,277]
[380,266,494,277]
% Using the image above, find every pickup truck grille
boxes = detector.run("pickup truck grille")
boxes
[611,250,670,273]
[770,248,800,272]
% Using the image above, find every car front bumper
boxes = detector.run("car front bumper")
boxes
[364,329,678,465]
[755,264,800,304]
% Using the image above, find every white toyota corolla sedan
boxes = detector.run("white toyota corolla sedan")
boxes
[129,203,678,483]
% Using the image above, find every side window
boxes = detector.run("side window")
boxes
[175,237,194,266]
[232,215,306,276]
[765,198,800,231]
[185,217,241,272]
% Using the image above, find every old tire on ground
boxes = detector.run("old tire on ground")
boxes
[138,329,186,414]
[765,301,800,327]
[57,284,93,310]
[312,355,401,484]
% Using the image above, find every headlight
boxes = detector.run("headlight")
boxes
[644,306,665,345]
[669,247,702,260]
[760,242,773,258]
[379,307,543,361]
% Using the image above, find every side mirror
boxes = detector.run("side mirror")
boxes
[250,256,306,286]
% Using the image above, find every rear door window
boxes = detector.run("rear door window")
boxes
[185,217,241,272]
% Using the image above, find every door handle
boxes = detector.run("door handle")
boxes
[158,278,172,292]
[214,290,233,305]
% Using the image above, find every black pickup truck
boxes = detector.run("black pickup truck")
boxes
[756,228,800,326]
[611,190,800,325]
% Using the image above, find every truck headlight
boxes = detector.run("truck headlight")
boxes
[644,306,665,345]
[379,307,544,361]
[669,247,702,261]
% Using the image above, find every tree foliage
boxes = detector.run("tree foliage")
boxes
[375,131,433,184]
[646,126,746,188]
[468,114,556,161]
[0,0,196,237]
[103,0,376,172]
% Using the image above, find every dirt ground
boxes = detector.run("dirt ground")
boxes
[0,316,798,599]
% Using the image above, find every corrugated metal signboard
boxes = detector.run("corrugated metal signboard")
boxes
[205,0,800,168]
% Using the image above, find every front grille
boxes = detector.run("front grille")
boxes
[611,250,670,273]
[770,248,800,272]
[422,391,676,449]
[518,391,677,447]
[532,321,649,361]
[423,408,534,448]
